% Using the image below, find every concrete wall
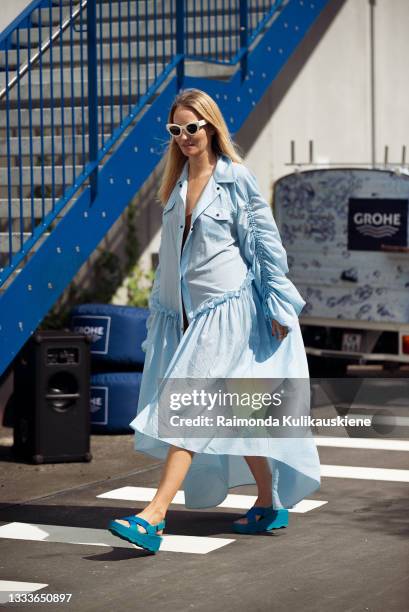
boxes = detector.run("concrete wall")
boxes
[241,0,409,203]
[375,0,409,165]
[0,0,34,34]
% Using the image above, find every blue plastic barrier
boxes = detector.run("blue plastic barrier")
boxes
[90,371,143,434]
[70,304,149,366]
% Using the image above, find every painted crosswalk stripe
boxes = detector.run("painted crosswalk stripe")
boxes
[315,437,409,451]
[0,580,48,605]
[321,464,409,482]
[0,522,234,555]
[97,487,327,513]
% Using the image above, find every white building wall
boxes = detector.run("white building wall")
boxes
[376,0,409,165]
[242,0,409,205]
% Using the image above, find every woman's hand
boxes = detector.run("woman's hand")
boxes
[271,320,289,341]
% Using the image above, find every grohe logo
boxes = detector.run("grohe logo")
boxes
[348,198,408,251]
[71,315,111,354]
[353,212,401,238]
[73,325,105,342]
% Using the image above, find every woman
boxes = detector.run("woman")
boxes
[108,88,321,553]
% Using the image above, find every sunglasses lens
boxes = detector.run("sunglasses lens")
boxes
[186,123,198,134]
[169,125,181,136]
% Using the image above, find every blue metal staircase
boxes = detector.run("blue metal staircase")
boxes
[0,0,333,376]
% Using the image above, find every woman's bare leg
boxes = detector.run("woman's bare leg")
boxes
[115,445,194,534]
[235,456,273,524]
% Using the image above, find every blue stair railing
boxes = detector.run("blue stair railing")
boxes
[0,0,333,376]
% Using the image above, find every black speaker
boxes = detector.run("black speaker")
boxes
[13,330,93,464]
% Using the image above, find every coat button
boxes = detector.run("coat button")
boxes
[180,225,183,229]
[179,182,182,187]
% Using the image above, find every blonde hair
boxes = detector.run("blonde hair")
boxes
[158,88,243,205]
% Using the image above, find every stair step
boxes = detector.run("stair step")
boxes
[2,60,171,86]
[0,199,62,219]
[0,231,51,253]
[1,79,155,108]
[29,2,263,27]
[0,62,232,107]
[10,15,244,47]
[45,0,256,9]
[0,133,112,156]
[0,156,150,194]
[0,36,232,69]
[0,102,154,129]
[1,59,232,91]
[0,165,91,185]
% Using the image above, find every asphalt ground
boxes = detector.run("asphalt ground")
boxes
[0,424,408,612]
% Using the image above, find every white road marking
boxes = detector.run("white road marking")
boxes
[315,436,409,451]
[0,580,48,592]
[217,495,327,513]
[321,464,409,482]
[0,522,234,555]
[0,580,48,604]
[289,499,327,513]
[97,487,327,513]
[98,487,186,504]
[155,534,234,554]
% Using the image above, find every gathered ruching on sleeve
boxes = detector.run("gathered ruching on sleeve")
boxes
[235,167,306,331]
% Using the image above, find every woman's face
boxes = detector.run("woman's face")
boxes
[172,105,215,159]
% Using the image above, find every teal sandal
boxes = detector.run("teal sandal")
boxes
[232,506,289,534]
[108,515,166,553]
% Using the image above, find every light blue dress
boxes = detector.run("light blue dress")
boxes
[129,154,321,509]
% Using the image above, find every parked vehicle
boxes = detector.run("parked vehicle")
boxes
[273,168,409,378]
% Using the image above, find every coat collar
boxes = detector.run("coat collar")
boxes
[213,153,236,183]
[179,153,235,184]
[178,154,235,224]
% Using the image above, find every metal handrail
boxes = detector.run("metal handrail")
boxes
[0,0,87,102]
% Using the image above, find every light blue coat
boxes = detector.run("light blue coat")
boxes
[129,154,321,509]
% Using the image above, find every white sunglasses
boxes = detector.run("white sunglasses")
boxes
[166,119,208,137]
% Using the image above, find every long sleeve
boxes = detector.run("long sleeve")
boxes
[141,260,161,353]
[234,165,306,332]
